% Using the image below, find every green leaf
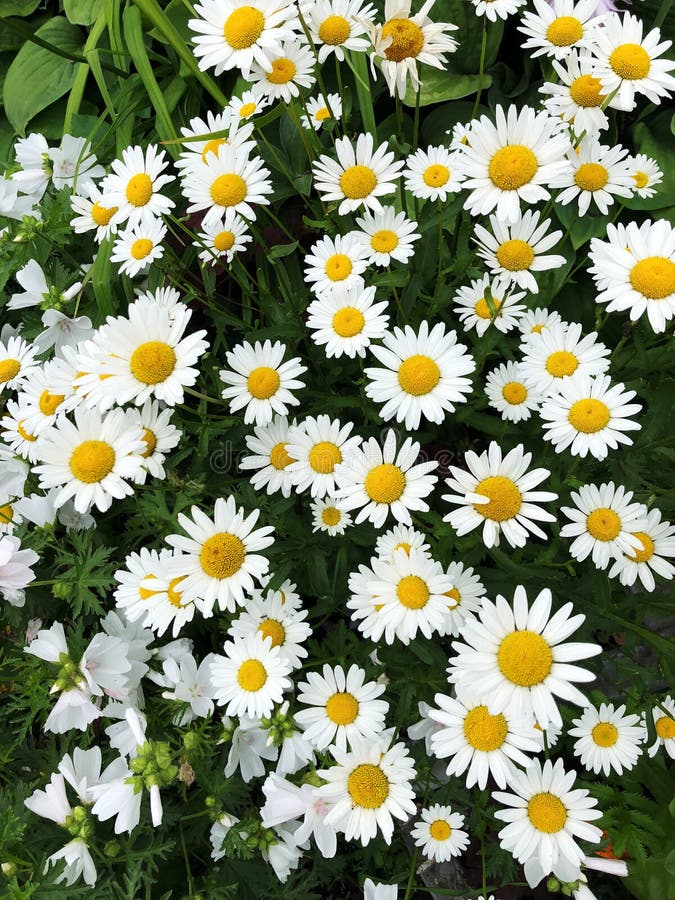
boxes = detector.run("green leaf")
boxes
[403,69,492,107]
[3,17,83,132]
[63,0,104,25]
[268,241,299,260]
[0,0,40,14]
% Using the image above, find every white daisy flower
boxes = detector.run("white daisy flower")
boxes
[459,105,570,224]
[627,153,663,198]
[228,90,270,122]
[1,399,42,463]
[588,218,675,334]
[368,0,458,98]
[113,547,171,624]
[99,144,174,228]
[110,218,167,277]
[125,399,182,483]
[559,481,649,570]
[589,12,675,111]
[519,322,610,396]
[0,336,41,394]
[607,507,675,592]
[286,415,361,498]
[15,359,79,435]
[210,633,293,720]
[436,561,487,638]
[176,112,256,174]
[136,557,197,637]
[219,339,307,426]
[374,524,430,561]
[33,407,145,514]
[301,93,343,131]
[312,133,404,216]
[306,283,390,359]
[317,733,416,845]
[453,275,527,336]
[646,696,675,758]
[132,286,184,318]
[70,181,119,242]
[229,592,312,670]
[403,145,463,201]
[248,41,316,103]
[308,0,376,63]
[540,52,610,136]
[485,361,544,423]
[568,703,645,775]
[492,758,603,885]
[240,415,297,497]
[411,804,469,862]
[518,307,564,337]
[474,210,567,293]
[295,663,388,752]
[518,0,604,60]
[365,320,475,431]
[353,206,421,267]
[442,442,557,549]
[540,372,642,460]
[188,0,298,78]
[311,498,352,535]
[197,210,252,266]
[304,234,370,297]
[335,429,438,527]
[473,0,525,21]
[550,136,634,216]
[164,496,275,614]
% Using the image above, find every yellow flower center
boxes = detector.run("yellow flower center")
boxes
[0,359,21,383]
[629,257,675,299]
[445,586,460,606]
[69,440,116,483]
[365,463,406,504]
[474,297,501,319]
[0,504,14,524]
[270,442,293,470]
[321,506,342,526]
[655,715,675,739]
[325,691,359,724]
[497,630,553,686]
[166,576,187,607]
[223,6,265,49]
[609,43,651,80]
[569,74,605,107]
[502,381,527,404]
[591,722,619,747]
[396,574,430,609]
[546,15,583,47]
[267,58,296,84]
[340,165,377,200]
[429,819,452,841]
[489,146,538,191]
[347,763,389,808]
[237,658,267,692]
[17,421,37,442]
[528,792,567,833]
[371,229,399,253]
[141,428,157,457]
[474,476,522,521]
[91,201,118,225]
[315,106,331,121]
[213,230,236,252]
[586,507,621,541]
[568,398,611,433]
[139,576,160,601]
[129,341,176,384]
[39,390,65,416]
[201,137,225,163]
[199,532,245,579]
[210,173,247,207]
[131,238,154,260]
[496,239,535,271]
[325,253,353,281]
[463,705,508,751]
[125,173,153,207]
[395,541,412,554]
[239,101,256,117]
[398,354,441,396]
[545,350,578,378]
[626,531,654,563]
[333,306,365,337]
[308,441,342,474]
[258,618,285,647]
[531,324,544,333]
[318,14,351,45]
[633,171,649,189]
[381,17,424,61]
[423,163,450,187]
[247,366,280,399]
[575,162,609,192]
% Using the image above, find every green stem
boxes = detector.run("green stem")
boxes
[471,17,488,120]
[412,85,421,152]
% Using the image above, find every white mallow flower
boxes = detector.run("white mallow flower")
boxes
[364,880,398,900]
[263,826,303,883]
[0,175,39,221]
[261,773,338,858]
[0,534,39,601]
[161,652,216,723]
[58,746,104,803]
[49,135,105,190]
[34,310,93,357]
[223,714,278,782]
[7,259,48,310]
[13,132,50,198]
[79,632,133,700]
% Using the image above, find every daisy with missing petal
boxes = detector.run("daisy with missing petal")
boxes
[306,284,390,359]
[559,481,649,570]
[164,495,275,614]
[474,211,567,294]
[304,234,370,297]
[569,703,644,775]
[308,0,376,63]
[519,322,610,397]
[436,561,486,638]
[450,586,602,729]
[459,105,570,224]
[311,498,352,535]
[365,321,475,431]
[518,0,604,60]
[411,805,469,862]
[442,442,557,549]
[219,340,307,426]
[126,400,182,484]
[335,430,438,527]
[113,547,171,625]
[646,696,675,759]
[33,407,145,514]
[301,93,343,130]
[368,0,458,98]
[540,53,609,136]
[210,633,293,719]
[550,136,634,216]
[286,415,362,498]
[135,558,197,637]
[403,146,463,201]
[70,181,119,242]
[229,592,312,670]
[317,734,416,845]
[1,400,42,463]
[608,507,675,591]
[197,211,252,266]
[240,416,297,498]
[429,692,541,789]
[518,307,564,338]
[540,373,641,460]
[188,0,298,78]
[493,758,603,885]
[374,524,430,561]
[110,218,167,278]
[473,0,525,21]
[485,361,544,424]
[99,145,174,229]
[248,41,316,103]
[175,111,253,170]
[453,275,526,337]
[353,206,421,267]
[312,133,404,216]
[0,336,41,394]
[627,153,663,198]
[588,219,675,334]
[295,664,388,751]
[229,90,270,122]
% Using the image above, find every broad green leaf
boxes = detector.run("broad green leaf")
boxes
[0,0,40,14]
[403,69,492,106]
[3,17,82,132]
[63,0,104,25]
